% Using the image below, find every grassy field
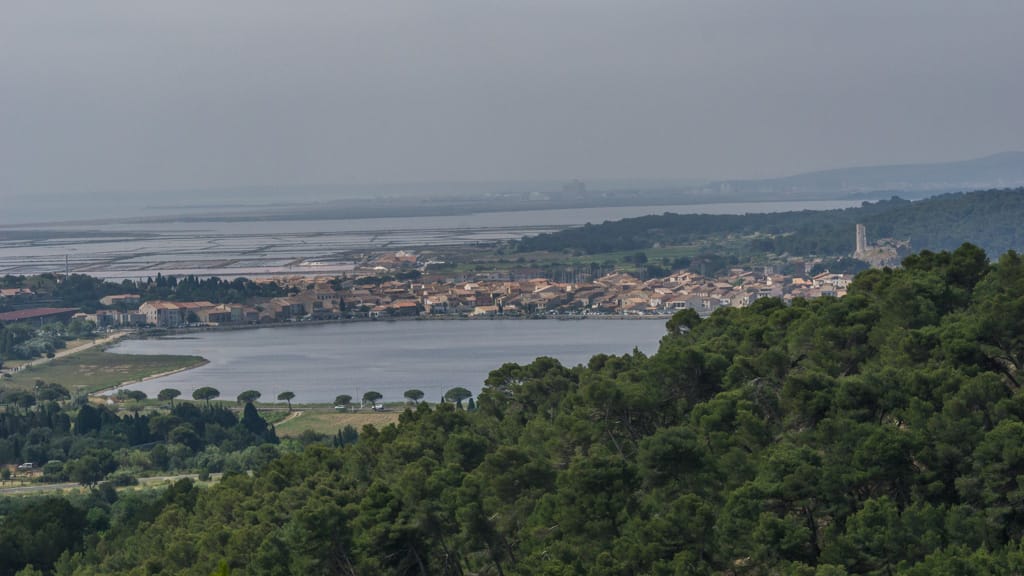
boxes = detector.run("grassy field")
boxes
[275,409,402,437]
[2,348,207,394]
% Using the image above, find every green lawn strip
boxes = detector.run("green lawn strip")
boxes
[274,409,402,437]
[3,348,206,395]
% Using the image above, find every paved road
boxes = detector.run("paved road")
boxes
[276,410,304,426]
[0,472,222,496]
[0,481,81,496]
[3,331,129,374]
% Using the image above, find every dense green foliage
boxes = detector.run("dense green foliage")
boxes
[0,479,198,575]
[15,243,1024,574]
[137,274,287,304]
[516,188,1024,258]
[0,398,277,474]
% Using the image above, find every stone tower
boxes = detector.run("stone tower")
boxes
[855,224,868,257]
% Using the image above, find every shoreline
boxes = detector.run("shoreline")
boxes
[92,358,212,398]
[9,314,668,404]
[128,312,670,339]
[104,315,667,405]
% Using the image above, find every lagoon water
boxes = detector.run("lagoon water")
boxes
[110,319,667,404]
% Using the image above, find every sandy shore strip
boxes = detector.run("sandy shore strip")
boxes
[91,358,210,398]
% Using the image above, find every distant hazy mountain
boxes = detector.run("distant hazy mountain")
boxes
[9,153,1022,226]
[687,152,1024,200]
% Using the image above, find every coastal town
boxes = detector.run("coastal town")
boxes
[1,255,855,329]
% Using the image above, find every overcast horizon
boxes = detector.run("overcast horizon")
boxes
[3,1,1024,201]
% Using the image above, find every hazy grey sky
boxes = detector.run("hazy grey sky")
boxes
[3,0,1023,198]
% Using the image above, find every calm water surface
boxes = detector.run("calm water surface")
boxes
[111,319,667,404]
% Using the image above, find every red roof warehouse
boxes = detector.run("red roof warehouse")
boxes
[0,307,79,325]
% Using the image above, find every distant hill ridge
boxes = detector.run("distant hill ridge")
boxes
[685,152,1024,199]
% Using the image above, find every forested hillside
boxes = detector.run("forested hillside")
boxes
[516,188,1024,258]
[12,244,1024,575]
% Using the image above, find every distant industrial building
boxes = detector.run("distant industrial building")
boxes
[561,180,587,198]
[99,294,141,308]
